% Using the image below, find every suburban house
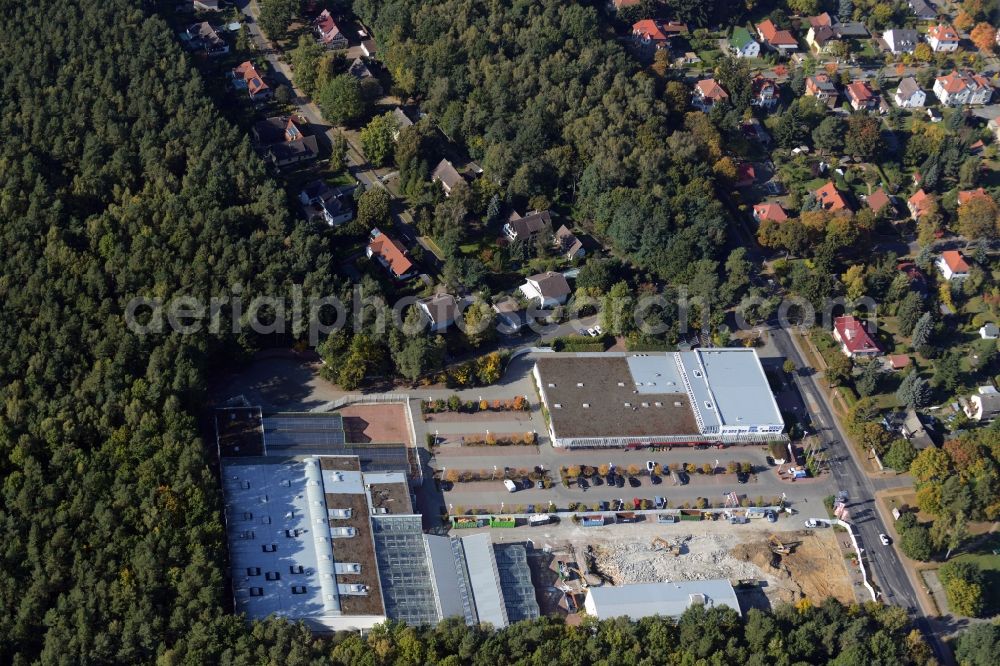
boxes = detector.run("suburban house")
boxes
[299,180,353,227]
[927,23,959,52]
[958,188,990,206]
[730,27,760,58]
[814,181,850,212]
[520,271,571,308]
[934,71,993,106]
[963,386,1000,421]
[833,315,882,358]
[806,13,833,29]
[349,57,377,84]
[887,354,912,371]
[979,322,999,340]
[883,28,919,55]
[908,0,937,21]
[504,210,552,243]
[251,116,319,167]
[193,0,220,10]
[866,188,892,215]
[554,225,586,259]
[893,77,926,108]
[753,202,788,223]
[366,229,415,280]
[756,20,798,53]
[936,250,970,280]
[493,296,528,335]
[907,189,930,219]
[845,80,877,111]
[692,78,728,111]
[431,159,466,196]
[805,25,839,54]
[735,163,756,188]
[315,9,348,49]
[751,75,779,109]
[632,20,670,49]
[360,39,377,57]
[230,61,271,102]
[805,74,838,106]
[417,293,458,333]
[900,409,935,450]
[391,107,413,140]
[185,22,228,56]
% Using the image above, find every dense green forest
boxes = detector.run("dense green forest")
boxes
[0,0,339,662]
[352,0,729,283]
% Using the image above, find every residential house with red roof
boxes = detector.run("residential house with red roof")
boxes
[833,315,882,358]
[751,75,780,109]
[845,80,877,111]
[958,188,990,206]
[814,181,851,212]
[366,229,415,280]
[633,20,673,50]
[936,250,970,280]
[933,71,993,106]
[315,9,348,49]
[927,23,959,52]
[907,189,930,219]
[807,13,833,29]
[692,78,728,111]
[753,202,788,223]
[230,61,271,102]
[866,188,892,215]
[756,19,798,53]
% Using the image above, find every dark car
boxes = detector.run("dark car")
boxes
[737,472,749,484]
[592,475,603,486]
[765,456,776,466]
[599,501,609,511]
[605,473,615,486]
[628,476,641,488]
[615,475,625,488]
[578,477,589,490]
[440,480,453,491]
[650,475,661,485]
[677,472,689,485]
[522,478,534,490]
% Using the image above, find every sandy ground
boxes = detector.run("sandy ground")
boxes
[337,404,411,445]
[589,529,855,607]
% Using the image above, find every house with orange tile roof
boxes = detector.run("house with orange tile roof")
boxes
[814,181,851,212]
[936,250,970,280]
[907,189,930,219]
[927,23,959,52]
[366,228,415,280]
[866,188,892,215]
[845,80,877,111]
[753,202,788,223]
[958,188,991,206]
[756,19,798,53]
[692,78,728,111]
[933,71,993,106]
[230,61,272,102]
[632,19,669,48]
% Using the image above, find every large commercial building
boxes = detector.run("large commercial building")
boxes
[583,579,741,620]
[216,407,537,632]
[533,349,784,448]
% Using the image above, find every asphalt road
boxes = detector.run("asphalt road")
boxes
[770,324,949,663]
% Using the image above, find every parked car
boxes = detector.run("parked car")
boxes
[503,479,517,492]
[628,476,641,488]
[804,519,823,528]
[578,477,589,490]
[650,474,661,485]
[765,456,775,466]
[677,472,689,485]
[737,472,749,484]
[646,460,656,472]
[587,325,603,337]
[879,533,892,546]
[599,501,609,511]
[615,475,625,488]
[605,473,615,486]
[535,480,544,489]
[654,496,665,509]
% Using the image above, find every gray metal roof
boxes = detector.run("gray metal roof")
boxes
[584,579,740,620]
[424,534,474,622]
[459,533,509,628]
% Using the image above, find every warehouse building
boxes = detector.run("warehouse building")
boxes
[583,579,741,620]
[533,349,784,448]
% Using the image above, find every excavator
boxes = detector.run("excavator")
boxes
[769,535,798,555]
[651,537,681,556]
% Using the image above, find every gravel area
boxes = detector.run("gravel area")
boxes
[595,535,763,584]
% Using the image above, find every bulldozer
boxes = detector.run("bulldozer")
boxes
[651,537,680,556]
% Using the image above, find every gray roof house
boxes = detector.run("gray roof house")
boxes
[493,296,528,335]
[417,293,458,333]
[963,386,1000,421]
[431,159,465,196]
[554,225,585,259]
[894,77,926,108]
[901,409,934,450]
[519,271,570,308]
[908,0,937,21]
[883,28,919,54]
[503,210,552,242]
[391,108,413,140]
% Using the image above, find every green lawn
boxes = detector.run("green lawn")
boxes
[421,236,445,260]
[950,532,1000,615]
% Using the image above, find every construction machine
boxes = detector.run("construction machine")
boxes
[769,535,799,555]
[651,537,680,556]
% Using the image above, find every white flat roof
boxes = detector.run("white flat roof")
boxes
[681,349,784,429]
[585,579,740,620]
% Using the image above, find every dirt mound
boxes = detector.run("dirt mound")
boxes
[729,531,854,604]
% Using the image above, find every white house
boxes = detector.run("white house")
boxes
[299,180,353,226]
[520,271,571,308]
[936,250,970,280]
[964,386,1000,421]
[934,71,993,106]
[927,23,959,52]
[730,27,760,58]
[979,322,999,340]
[883,28,919,55]
[893,77,926,108]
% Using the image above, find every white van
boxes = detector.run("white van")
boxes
[503,479,518,492]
